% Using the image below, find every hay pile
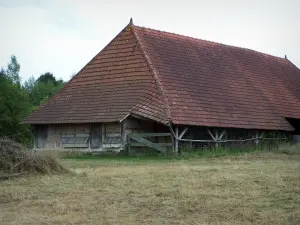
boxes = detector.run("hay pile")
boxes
[0,139,68,175]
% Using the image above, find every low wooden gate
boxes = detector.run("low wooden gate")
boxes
[127,133,173,155]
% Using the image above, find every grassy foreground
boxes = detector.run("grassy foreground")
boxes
[0,152,299,225]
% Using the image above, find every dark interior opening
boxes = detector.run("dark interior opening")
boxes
[285,118,300,134]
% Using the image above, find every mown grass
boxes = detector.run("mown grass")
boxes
[0,146,299,225]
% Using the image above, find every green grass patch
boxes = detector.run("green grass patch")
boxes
[59,143,300,162]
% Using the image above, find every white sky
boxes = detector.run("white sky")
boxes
[0,0,299,82]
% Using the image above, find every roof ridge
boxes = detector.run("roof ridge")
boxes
[131,24,172,121]
[285,58,300,71]
[133,25,287,62]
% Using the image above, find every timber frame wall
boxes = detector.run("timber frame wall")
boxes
[33,116,289,152]
[33,116,169,151]
[168,125,289,154]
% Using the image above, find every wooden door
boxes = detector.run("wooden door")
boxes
[90,124,101,149]
[35,125,48,148]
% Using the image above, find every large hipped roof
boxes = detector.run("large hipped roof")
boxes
[24,22,300,131]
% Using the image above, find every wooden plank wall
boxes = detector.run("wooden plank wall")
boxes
[46,124,90,149]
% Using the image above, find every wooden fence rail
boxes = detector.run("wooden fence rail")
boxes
[127,133,173,155]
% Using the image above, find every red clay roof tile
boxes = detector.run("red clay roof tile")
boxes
[24,22,300,131]
[24,25,169,125]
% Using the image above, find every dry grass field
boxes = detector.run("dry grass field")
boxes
[0,152,299,225]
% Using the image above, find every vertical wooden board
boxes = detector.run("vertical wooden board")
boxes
[55,135,61,148]
[53,124,62,134]
[35,125,48,148]
[76,124,90,134]
[175,127,179,154]
[66,125,76,134]
[105,122,121,135]
[51,124,69,148]
[102,123,105,143]
[90,123,101,149]
[121,121,125,146]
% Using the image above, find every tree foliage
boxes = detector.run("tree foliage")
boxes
[0,55,65,146]
[0,67,31,144]
[29,72,64,106]
[6,55,21,85]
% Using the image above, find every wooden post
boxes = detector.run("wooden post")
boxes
[99,123,102,149]
[127,133,131,155]
[179,127,188,139]
[208,128,218,149]
[215,130,219,148]
[255,131,259,146]
[175,127,179,154]
[121,121,125,147]
[33,127,36,149]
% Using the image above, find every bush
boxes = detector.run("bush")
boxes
[0,138,68,175]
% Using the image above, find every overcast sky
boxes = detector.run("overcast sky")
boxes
[0,0,299,82]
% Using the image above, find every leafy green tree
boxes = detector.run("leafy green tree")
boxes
[24,75,35,93]
[0,55,65,146]
[37,72,56,84]
[29,72,64,106]
[6,55,21,85]
[0,69,32,145]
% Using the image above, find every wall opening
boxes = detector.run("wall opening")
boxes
[285,118,300,134]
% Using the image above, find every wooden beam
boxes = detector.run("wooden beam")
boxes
[178,127,188,139]
[168,124,176,137]
[208,129,216,141]
[218,130,226,140]
[119,113,130,122]
[167,124,176,153]
[180,136,270,143]
[130,135,166,154]
[131,133,171,137]
[215,129,219,148]
[175,127,179,154]
[130,113,151,121]
[121,121,125,147]
[127,134,131,153]
[130,143,172,147]
[254,131,265,145]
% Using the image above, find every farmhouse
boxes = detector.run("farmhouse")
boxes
[23,20,300,153]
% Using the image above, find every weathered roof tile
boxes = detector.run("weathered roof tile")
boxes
[24,23,300,131]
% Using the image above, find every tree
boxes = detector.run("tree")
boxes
[6,55,21,85]
[0,55,66,146]
[37,72,56,84]
[0,69,32,145]
[27,72,65,106]
[24,75,35,93]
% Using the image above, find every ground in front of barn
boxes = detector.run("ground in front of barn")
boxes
[0,152,299,225]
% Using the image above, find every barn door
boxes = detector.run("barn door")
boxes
[90,124,101,149]
[35,125,48,148]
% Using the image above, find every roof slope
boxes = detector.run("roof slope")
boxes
[24,25,169,124]
[133,25,300,131]
[24,22,300,131]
